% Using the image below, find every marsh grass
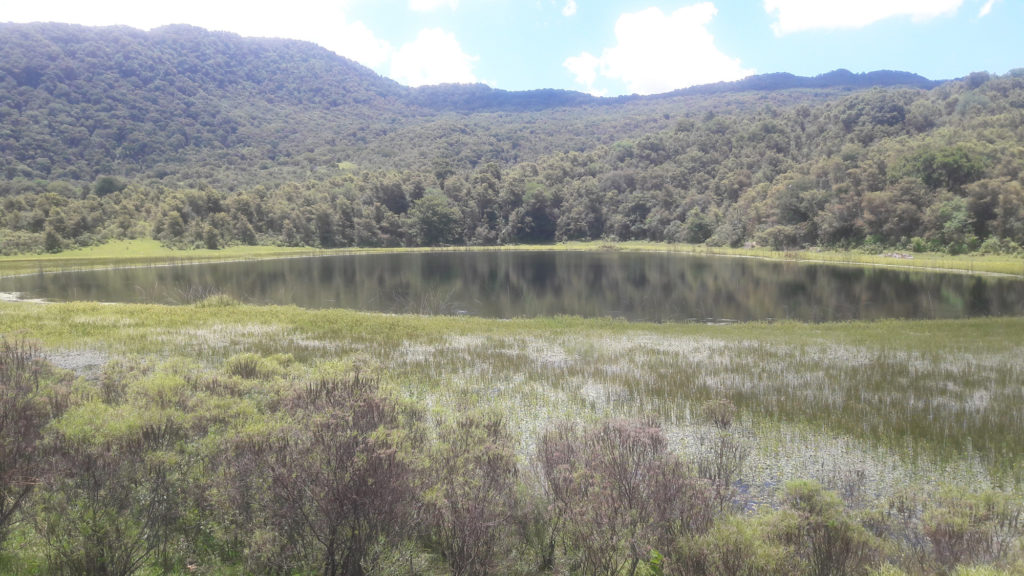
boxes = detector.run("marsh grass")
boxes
[3,300,1022,506]
[0,239,330,278]
[589,241,1024,277]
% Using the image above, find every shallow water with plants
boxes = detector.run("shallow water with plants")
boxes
[1,299,1021,487]
[3,250,1024,322]
[2,247,1024,575]
[1,294,1023,573]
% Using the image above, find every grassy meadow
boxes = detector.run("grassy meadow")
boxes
[1,244,1023,574]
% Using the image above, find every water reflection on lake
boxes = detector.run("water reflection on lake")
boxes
[2,251,1022,322]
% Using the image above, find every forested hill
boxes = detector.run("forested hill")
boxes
[1,22,1023,256]
[1,21,940,179]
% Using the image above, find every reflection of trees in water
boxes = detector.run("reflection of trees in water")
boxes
[3,252,1023,321]
[391,287,465,316]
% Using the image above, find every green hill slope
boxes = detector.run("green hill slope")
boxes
[1,22,1022,255]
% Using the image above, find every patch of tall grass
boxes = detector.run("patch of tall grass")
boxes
[2,300,1022,496]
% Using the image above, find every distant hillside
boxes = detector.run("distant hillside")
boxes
[674,69,938,97]
[0,22,946,182]
[0,22,409,181]
[2,22,1022,257]
[407,69,938,112]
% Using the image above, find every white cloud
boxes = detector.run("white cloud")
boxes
[563,3,753,96]
[390,28,477,86]
[764,0,964,35]
[408,0,458,11]
[325,18,393,68]
[562,0,578,17]
[563,52,604,95]
[978,0,1000,17]
[5,0,478,86]
[3,1,395,68]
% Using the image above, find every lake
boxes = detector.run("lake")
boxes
[2,250,1023,322]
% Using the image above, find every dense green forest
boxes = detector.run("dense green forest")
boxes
[2,22,1023,256]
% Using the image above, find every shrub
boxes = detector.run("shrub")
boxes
[701,398,737,431]
[977,236,1022,255]
[538,419,715,576]
[223,353,291,380]
[695,400,748,511]
[863,488,932,573]
[700,516,802,576]
[780,481,880,576]
[0,338,69,551]
[264,370,417,576]
[425,412,520,576]
[924,488,1024,571]
[40,404,186,576]
[0,230,45,255]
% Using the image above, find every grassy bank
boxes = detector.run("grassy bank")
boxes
[2,238,1022,278]
[573,241,1024,277]
[0,239,333,278]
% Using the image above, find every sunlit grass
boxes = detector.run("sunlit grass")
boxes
[0,239,327,277]
[562,241,1024,277]
[2,238,1021,279]
[3,299,1022,503]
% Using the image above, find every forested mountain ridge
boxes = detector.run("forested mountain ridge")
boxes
[0,22,408,181]
[407,69,938,112]
[0,22,942,181]
[1,22,1023,255]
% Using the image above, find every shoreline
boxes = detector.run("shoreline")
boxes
[1,240,1022,282]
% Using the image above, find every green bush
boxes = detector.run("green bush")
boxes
[425,412,520,576]
[0,338,70,551]
[780,481,881,576]
[977,237,1023,255]
[223,353,291,380]
[700,515,802,576]
[924,488,1024,571]
[538,419,715,576]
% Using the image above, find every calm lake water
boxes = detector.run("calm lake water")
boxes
[3,251,1023,322]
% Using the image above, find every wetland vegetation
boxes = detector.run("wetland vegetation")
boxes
[1,277,1023,574]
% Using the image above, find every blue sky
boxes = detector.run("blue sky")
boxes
[4,0,1023,96]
